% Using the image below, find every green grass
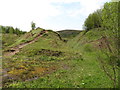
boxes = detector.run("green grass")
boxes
[9,28,44,47]
[14,30,72,57]
[3,28,117,88]
[8,51,112,88]
[2,34,20,49]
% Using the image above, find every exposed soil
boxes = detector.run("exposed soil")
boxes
[38,49,63,57]
[90,36,111,50]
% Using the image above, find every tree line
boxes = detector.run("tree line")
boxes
[83,2,118,32]
[0,25,26,35]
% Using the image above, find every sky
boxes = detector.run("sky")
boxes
[0,0,111,31]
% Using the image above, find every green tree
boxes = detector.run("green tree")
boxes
[102,2,118,33]
[5,26,10,33]
[31,21,36,30]
[1,25,26,35]
[0,25,5,33]
[83,9,102,31]
[9,27,14,34]
[15,28,20,35]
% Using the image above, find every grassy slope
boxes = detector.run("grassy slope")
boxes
[14,30,69,56]
[2,34,20,49]
[67,28,118,87]
[3,29,82,87]
[8,54,112,88]
[9,28,44,48]
[3,28,114,88]
[67,28,103,49]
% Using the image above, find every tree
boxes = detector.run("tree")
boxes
[9,27,14,34]
[15,28,21,35]
[84,14,94,30]
[83,9,102,31]
[1,25,26,35]
[5,26,10,33]
[0,25,5,33]
[31,21,36,30]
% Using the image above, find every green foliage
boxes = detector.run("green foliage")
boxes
[3,26,116,88]
[102,2,118,31]
[10,28,46,47]
[7,51,112,88]
[0,25,26,35]
[83,2,118,34]
[83,9,102,31]
[2,34,20,49]
[82,2,119,87]
[2,1,119,88]
[9,27,14,34]
[102,1,119,68]
[31,21,36,30]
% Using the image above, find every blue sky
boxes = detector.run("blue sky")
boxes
[48,2,84,30]
[0,0,111,31]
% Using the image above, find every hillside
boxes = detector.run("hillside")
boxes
[2,28,116,88]
[3,28,66,56]
[67,28,119,87]
[2,34,20,49]
[3,28,82,87]
[1,0,119,88]
[57,30,82,40]
[1,25,26,50]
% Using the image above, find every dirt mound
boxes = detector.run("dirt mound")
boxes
[38,49,63,57]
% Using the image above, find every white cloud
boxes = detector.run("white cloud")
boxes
[66,0,111,17]
[0,0,61,31]
[0,0,111,31]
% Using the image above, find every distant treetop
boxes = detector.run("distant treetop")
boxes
[0,25,26,35]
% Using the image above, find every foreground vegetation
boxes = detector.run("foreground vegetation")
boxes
[1,1,119,88]
[2,27,118,88]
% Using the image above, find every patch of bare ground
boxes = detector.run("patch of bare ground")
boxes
[89,36,111,50]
